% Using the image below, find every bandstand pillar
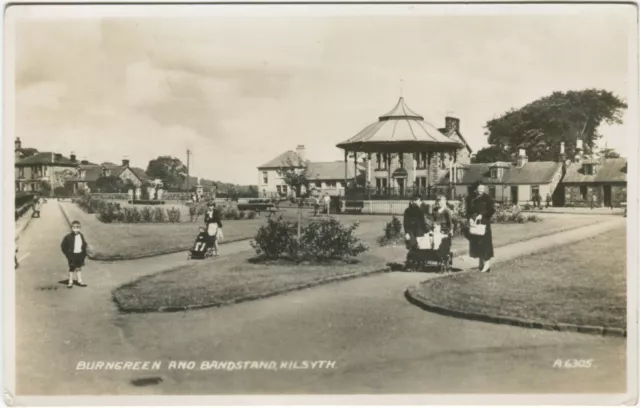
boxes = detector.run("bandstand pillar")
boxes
[344,150,348,196]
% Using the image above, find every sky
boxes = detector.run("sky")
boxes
[10,5,635,184]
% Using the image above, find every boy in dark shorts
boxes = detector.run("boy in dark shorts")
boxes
[60,220,88,288]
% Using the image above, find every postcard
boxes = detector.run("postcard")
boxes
[3,2,638,406]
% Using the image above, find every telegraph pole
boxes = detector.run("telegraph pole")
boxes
[186,149,191,191]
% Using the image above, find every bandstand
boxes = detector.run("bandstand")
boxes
[336,97,465,213]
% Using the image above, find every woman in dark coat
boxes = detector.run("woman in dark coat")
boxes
[467,182,495,272]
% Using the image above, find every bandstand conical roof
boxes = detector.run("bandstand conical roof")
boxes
[336,97,462,153]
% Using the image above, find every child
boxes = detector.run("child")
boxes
[60,220,88,288]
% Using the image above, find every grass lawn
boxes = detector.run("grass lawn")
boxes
[59,202,267,260]
[415,226,627,329]
[113,251,388,312]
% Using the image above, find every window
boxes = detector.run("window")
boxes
[489,186,496,198]
[531,186,540,200]
[490,168,497,179]
[18,168,24,178]
[457,168,465,181]
[440,152,447,169]
[583,164,596,176]
[580,186,588,200]
[262,171,268,185]
[375,177,388,193]
[416,153,427,169]
[282,185,288,195]
[376,153,389,170]
[276,185,282,194]
[399,154,404,169]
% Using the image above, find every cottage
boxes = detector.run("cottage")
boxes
[560,157,627,208]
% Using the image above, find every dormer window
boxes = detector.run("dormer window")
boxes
[583,163,596,175]
[490,167,504,179]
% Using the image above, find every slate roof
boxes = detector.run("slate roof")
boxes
[15,152,77,167]
[258,151,309,169]
[457,161,561,185]
[129,167,150,182]
[67,164,103,182]
[563,158,627,183]
[308,161,364,180]
[504,162,562,184]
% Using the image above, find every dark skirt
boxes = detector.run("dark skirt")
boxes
[67,253,86,272]
[468,223,494,260]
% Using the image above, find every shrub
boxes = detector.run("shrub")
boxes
[188,205,198,222]
[300,218,368,260]
[167,207,181,223]
[153,207,166,222]
[250,216,298,259]
[123,207,142,223]
[238,210,246,219]
[97,202,121,223]
[378,216,404,246]
[128,200,165,205]
[140,206,154,222]
[224,208,239,220]
[247,210,257,219]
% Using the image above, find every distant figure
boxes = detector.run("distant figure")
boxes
[60,220,88,288]
[313,195,320,216]
[533,192,542,209]
[204,202,223,255]
[545,193,552,208]
[590,193,597,209]
[323,193,331,215]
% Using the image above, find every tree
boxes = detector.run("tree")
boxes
[484,89,627,162]
[277,157,309,198]
[52,169,75,189]
[39,181,52,197]
[599,147,621,159]
[146,156,188,191]
[471,146,514,163]
[95,176,124,193]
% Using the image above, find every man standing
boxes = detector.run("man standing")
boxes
[545,193,552,209]
[590,192,597,209]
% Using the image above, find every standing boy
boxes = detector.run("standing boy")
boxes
[60,220,88,288]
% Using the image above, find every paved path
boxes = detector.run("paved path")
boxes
[14,202,627,395]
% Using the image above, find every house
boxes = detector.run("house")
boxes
[67,159,150,193]
[560,157,627,207]
[455,149,564,205]
[257,145,364,198]
[15,150,79,192]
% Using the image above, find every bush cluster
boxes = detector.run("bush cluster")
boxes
[250,216,368,261]
[377,216,404,246]
[128,200,166,205]
[493,206,542,224]
[76,196,182,224]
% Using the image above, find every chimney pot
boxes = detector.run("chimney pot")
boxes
[122,158,130,167]
[295,145,306,162]
[70,151,77,162]
[15,138,22,150]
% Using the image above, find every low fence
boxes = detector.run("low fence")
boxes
[345,186,460,201]
[343,199,461,215]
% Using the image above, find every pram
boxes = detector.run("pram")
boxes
[187,226,217,260]
[406,226,454,273]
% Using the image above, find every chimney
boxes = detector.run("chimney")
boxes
[15,138,22,150]
[575,139,583,162]
[54,153,62,162]
[517,149,528,167]
[445,116,460,134]
[70,151,77,163]
[80,160,89,165]
[559,142,566,163]
[295,145,306,162]
[122,157,130,167]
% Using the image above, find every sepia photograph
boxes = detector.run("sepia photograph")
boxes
[3,3,638,405]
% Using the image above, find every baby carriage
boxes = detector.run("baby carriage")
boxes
[406,226,454,273]
[187,226,216,260]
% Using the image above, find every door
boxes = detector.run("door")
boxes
[603,186,612,208]
[511,186,518,205]
[397,178,405,197]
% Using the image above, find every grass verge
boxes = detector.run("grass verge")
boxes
[412,226,626,329]
[112,251,388,312]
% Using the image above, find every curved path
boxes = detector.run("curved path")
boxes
[14,202,627,396]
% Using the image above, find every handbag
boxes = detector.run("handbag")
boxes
[469,222,486,236]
